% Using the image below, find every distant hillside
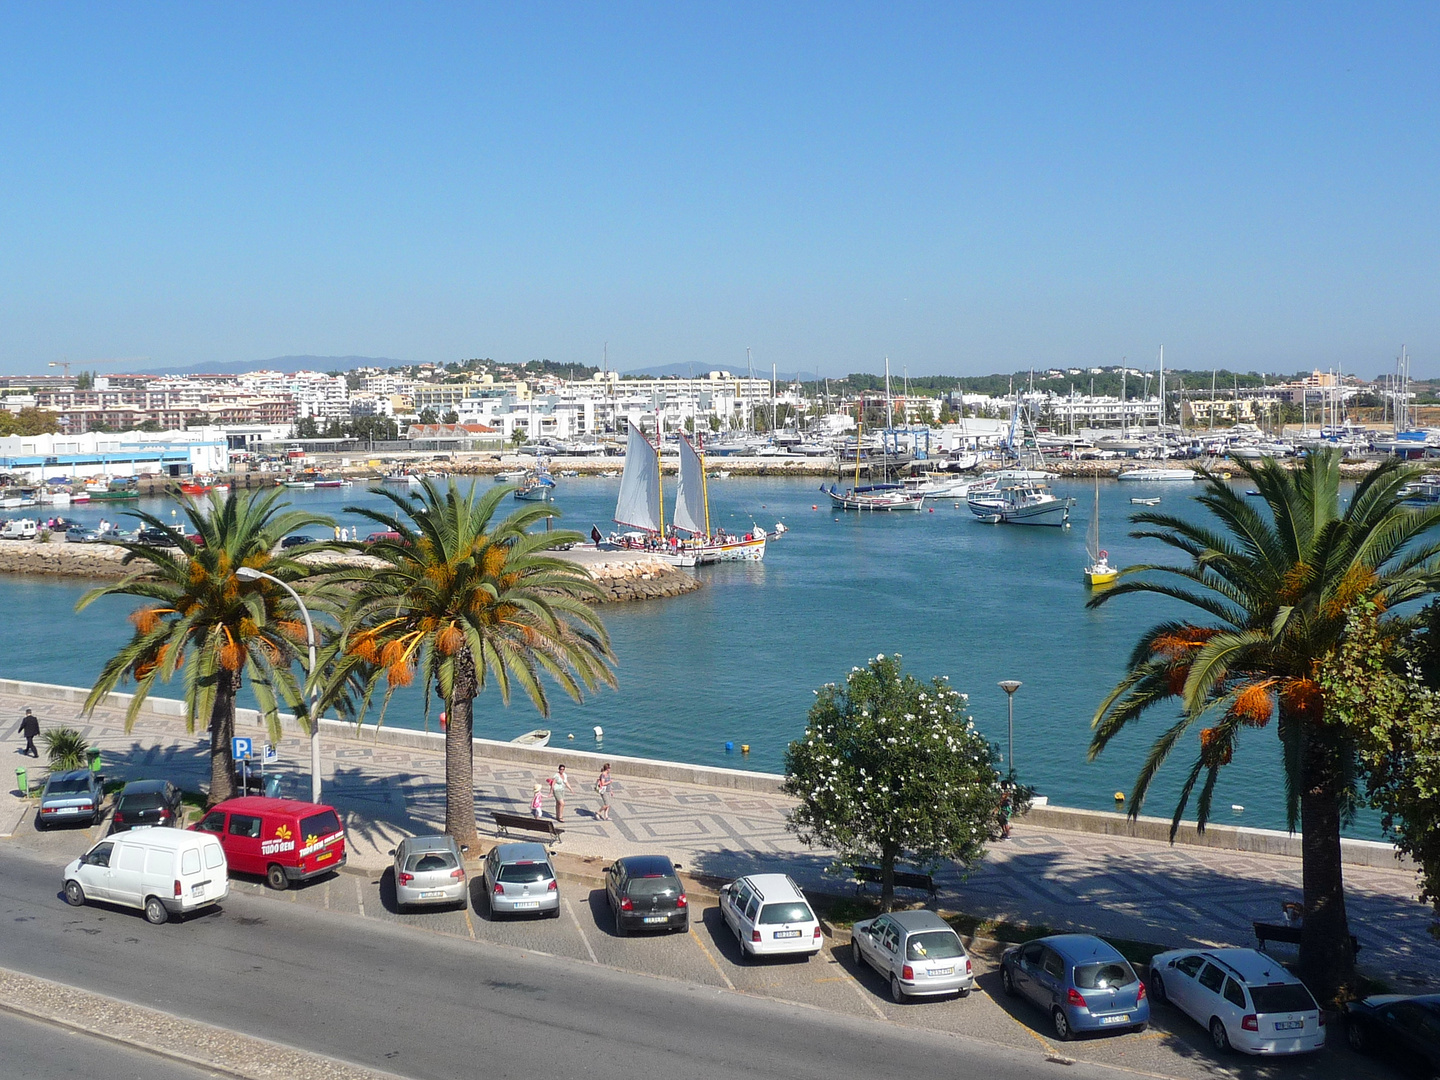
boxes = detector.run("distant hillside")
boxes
[623,363,809,381]
[136,355,404,376]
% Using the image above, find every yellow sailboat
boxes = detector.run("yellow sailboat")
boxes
[1084,473,1118,587]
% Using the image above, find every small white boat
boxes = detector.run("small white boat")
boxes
[510,729,551,747]
[1130,496,1162,505]
[494,470,527,482]
[1117,467,1197,482]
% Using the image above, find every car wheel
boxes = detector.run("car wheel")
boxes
[1149,971,1167,1004]
[1052,1008,1072,1041]
[1209,1017,1231,1053]
[890,975,906,1004]
[33,816,46,832]
[144,896,169,925]
[1131,1022,1148,1034]
[615,909,627,937]
[63,880,85,907]
[851,938,863,967]
[266,864,289,891]
[1001,965,1016,996]
[1346,1020,1367,1054]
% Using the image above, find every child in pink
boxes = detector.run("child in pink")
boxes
[530,783,545,818]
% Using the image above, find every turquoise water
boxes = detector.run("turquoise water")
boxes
[1,476,1384,838]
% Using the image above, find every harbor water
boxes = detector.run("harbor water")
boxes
[0,475,1385,838]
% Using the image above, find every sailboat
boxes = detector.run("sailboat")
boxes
[1083,474,1118,587]
[673,435,767,562]
[608,421,698,567]
[821,400,926,511]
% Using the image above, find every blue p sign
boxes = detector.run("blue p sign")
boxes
[231,736,253,761]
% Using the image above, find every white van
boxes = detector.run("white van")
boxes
[0,518,37,540]
[63,828,229,924]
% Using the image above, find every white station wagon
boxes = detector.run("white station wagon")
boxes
[719,873,823,959]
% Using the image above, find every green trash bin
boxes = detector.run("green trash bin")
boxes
[15,767,26,797]
[87,747,102,773]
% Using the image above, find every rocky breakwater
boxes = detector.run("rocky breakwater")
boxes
[0,539,138,579]
[556,549,701,603]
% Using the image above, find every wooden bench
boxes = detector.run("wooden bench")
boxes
[491,811,564,842]
[853,864,937,901]
[1253,921,1360,957]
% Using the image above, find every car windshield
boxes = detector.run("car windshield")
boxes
[48,777,91,794]
[758,902,813,925]
[409,852,458,872]
[626,876,680,898]
[300,811,342,837]
[498,863,552,884]
[1075,961,1138,989]
[905,931,965,961]
[1250,984,1317,1013]
[120,793,166,811]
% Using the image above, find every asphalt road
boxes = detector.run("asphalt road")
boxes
[0,849,1138,1080]
[0,1009,224,1080]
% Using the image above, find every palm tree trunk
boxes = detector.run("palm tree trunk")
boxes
[444,647,479,848]
[1298,731,1354,1001]
[207,671,237,808]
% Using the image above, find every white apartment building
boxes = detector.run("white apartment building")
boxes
[237,370,350,420]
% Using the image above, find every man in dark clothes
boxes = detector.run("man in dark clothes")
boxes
[17,708,39,757]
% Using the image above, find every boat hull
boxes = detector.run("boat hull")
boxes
[693,536,766,563]
[823,484,926,511]
[968,496,1075,526]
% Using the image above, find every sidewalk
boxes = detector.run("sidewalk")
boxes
[5,688,1436,988]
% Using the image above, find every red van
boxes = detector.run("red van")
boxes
[191,797,346,890]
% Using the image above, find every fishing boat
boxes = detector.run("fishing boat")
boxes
[1129,496,1162,506]
[1116,467,1197,482]
[607,421,698,566]
[87,478,139,501]
[823,399,926,511]
[671,435,766,561]
[901,473,996,499]
[314,477,351,489]
[968,480,1075,526]
[513,462,557,502]
[493,470,527,482]
[1083,475,1118,586]
[382,471,422,487]
[510,729,551,747]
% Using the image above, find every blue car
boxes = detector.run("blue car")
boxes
[1000,934,1150,1041]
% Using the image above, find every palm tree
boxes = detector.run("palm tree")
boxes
[1089,448,1440,998]
[316,479,614,848]
[78,488,332,805]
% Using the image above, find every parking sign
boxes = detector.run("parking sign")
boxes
[263,742,278,764]
[231,736,253,761]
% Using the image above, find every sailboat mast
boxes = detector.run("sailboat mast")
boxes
[1158,345,1165,432]
[855,398,863,488]
[654,411,665,541]
[772,363,777,434]
[1121,361,1127,438]
[698,433,711,538]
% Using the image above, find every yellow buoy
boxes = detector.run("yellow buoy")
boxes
[740,744,750,754]
[1113,791,1125,802]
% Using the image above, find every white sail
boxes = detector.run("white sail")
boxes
[673,436,707,536]
[613,422,661,532]
[1086,475,1101,561]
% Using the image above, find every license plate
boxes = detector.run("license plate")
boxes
[774,929,802,939]
[60,807,81,814]
[643,916,668,924]
[191,883,204,897]
[1099,1014,1131,1025]
[512,900,540,909]
[928,967,954,977]
[419,890,445,899]
[1274,1020,1303,1030]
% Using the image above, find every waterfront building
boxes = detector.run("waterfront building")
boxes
[0,428,229,481]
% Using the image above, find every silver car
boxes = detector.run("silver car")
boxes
[852,909,975,1001]
[482,842,560,918]
[391,834,468,911]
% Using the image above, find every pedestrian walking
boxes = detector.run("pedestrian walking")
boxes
[549,764,569,822]
[530,783,545,819]
[997,782,1013,840]
[16,708,39,758]
[593,763,612,821]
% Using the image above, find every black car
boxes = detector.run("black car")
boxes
[111,779,183,832]
[1346,994,1440,1077]
[604,855,688,935]
[280,534,317,549]
[136,527,179,548]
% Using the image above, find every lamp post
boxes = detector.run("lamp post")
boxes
[235,568,320,802]
[997,680,1023,775]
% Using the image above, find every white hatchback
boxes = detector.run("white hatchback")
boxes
[719,873,823,959]
[1148,947,1325,1055]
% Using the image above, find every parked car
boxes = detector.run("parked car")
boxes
[1345,994,1440,1076]
[481,842,559,918]
[1149,947,1324,1055]
[111,779,183,832]
[65,526,101,543]
[852,909,974,1001]
[363,530,404,545]
[391,834,468,911]
[1000,934,1150,1040]
[718,873,823,959]
[36,768,105,829]
[136,527,179,548]
[605,854,688,935]
[191,796,346,890]
[280,534,317,549]
[63,827,228,924]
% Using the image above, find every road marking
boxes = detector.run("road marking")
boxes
[323,880,331,910]
[354,875,365,918]
[565,899,598,963]
[688,927,736,991]
[463,905,476,940]
[979,986,1060,1057]
[840,963,887,1019]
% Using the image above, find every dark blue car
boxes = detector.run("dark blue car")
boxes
[1001,933,1150,1041]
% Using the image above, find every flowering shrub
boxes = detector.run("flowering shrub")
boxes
[782,654,1006,911]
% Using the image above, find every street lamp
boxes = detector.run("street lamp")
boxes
[235,568,320,802]
[997,680,1023,776]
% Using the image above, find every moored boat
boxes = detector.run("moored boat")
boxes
[510,729,551,747]
[968,481,1075,526]
[822,483,926,511]
[1116,467,1197,482]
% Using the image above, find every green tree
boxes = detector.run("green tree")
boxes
[75,371,94,390]
[137,419,162,433]
[418,407,439,425]
[783,654,1006,912]
[40,727,90,771]
[441,410,459,424]
[316,481,614,847]
[77,489,333,806]
[293,416,320,439]
[1088,448,1440,997]
[509,427,528,448]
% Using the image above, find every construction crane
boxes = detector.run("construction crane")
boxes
[48,357,151,379]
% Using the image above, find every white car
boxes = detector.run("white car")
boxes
[719,873,823,959]
[1148,947,1325,1055]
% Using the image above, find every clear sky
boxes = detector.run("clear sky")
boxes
[1,3,1436,378]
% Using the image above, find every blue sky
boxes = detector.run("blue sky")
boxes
[1,3,1436,378]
